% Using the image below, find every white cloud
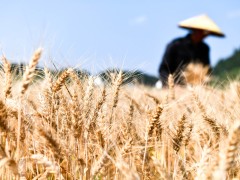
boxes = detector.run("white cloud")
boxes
[227,9,240,19]
[133,15,147,24]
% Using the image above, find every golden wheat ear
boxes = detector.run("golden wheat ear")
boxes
[224,124,240,172]
[168,74,175,100]
[1,56,12,99]
[147,104,163,139]
[52,68,72,93]
[20,48,42,97]
[213,124,240,179]
[172,114,186,153]
[183,62,210,85]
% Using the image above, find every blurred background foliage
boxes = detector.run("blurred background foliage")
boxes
[212,48,240,83]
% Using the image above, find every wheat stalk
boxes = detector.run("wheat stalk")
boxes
[17,48,42,160]
[108,71,123,127]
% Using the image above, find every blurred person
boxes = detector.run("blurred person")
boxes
[158,14,225,87]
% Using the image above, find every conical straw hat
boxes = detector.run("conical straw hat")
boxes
[178,14,225,37]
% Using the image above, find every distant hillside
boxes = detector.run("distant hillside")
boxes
[213,48,240,82]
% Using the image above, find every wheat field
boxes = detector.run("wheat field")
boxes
[0,49,240,180]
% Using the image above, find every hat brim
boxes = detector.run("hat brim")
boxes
[179,26,225,37]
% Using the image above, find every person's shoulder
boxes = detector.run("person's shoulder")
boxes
[167,36,185,48]
[172,36,185,42]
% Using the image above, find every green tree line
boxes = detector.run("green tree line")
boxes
[212,47,240,84]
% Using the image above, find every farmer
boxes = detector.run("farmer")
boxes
[158,14,225,87]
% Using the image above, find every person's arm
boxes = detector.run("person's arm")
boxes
[202,44,212,73]
[159,42,178,86]
[205,45,210,65]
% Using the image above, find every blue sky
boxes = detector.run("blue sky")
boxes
[0,1,240,76]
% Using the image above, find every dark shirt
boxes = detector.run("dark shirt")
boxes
[159,33,210,86]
